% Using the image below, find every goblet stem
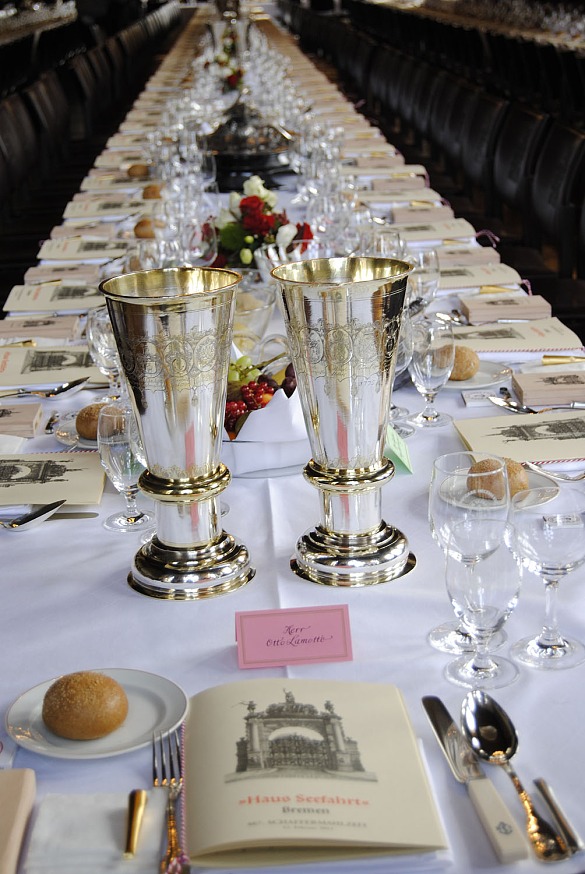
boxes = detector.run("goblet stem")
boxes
[469,631,498,675]
[537,577,564,650]
[419,392,440,423]
[123,487,143,524]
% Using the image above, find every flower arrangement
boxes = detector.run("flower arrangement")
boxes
[206,26,244,93]
[213,176,312,269]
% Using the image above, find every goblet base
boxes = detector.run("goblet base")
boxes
[444,654,519,689]
[129,530,255,600]
[291,522,416,587]
[103,510,154,533]
[428,620,507,654]
[408,410,453,428]
[510,634,585,670]
[389,404,410,421]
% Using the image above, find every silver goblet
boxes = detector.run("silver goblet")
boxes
[100,266,255,600]
[271,256,415,587]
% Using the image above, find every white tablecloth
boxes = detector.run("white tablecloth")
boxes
[3,372,585,874]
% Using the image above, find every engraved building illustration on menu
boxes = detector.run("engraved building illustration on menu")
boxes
[227,690,376,782]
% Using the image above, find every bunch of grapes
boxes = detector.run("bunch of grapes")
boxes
[224,356,297,438]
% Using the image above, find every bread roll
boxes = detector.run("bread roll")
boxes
[142,183,162,200]
[504,457,529,496]
[467,458,506,500]
[134,218,155,239]
[127,163,150,179]
[42,671,128,740]
[449,345,480,381]
[75,403,107,441]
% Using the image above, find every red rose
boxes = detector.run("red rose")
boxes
[239,195,264,215]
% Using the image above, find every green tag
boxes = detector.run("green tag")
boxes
[384,424,413,474]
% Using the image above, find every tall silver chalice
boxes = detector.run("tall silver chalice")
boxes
[100,267,255,600]
[270,256,415,587]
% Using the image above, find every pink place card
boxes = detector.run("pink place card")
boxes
[235,605,353,669]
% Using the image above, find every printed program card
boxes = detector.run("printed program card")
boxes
[235,605,352,669]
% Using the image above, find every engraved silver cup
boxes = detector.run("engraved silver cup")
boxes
[100,267,255,599]
[270,256,415,587]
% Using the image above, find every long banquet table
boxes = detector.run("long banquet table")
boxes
[2,6,585,874]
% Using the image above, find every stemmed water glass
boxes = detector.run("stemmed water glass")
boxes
[179,213,218,267]
[444,520,521,689]
[86,306,121,401]
[509,485,585,670]
[428,451,510,653]
[407,314,454,428]
[97,403,154,533]
[404,248,440,313]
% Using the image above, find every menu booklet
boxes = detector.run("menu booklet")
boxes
[438,263,521,293]
[451,318,583,354]
[0,346,102,388]
[0,452,105,505]
[184,678,446,868]
[3,285,104,315]
[459,293,551,323]
[0,403,43,437]
[512,370,585,405]
[454,410,585,464]
[0,315,81,342]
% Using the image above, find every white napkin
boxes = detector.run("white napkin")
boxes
[0,436,26,453]
[25,790,167,874]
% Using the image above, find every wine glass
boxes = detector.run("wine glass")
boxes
[509,485,585,670]
[428,451,510,653]
[86,306,121,401]
[407,314,454,428]
[444,520,521,689]
[179,214,218,267]
[97,403,154,533]
[405,248,440,314]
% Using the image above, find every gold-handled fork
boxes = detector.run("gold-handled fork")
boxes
[153,730,188,874]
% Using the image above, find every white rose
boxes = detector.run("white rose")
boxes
[275,223,298,249]
[216,207,236,229]
[242,175,264,197]
[228,192,241,217]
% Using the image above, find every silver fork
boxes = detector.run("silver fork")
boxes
[523,460,585,482]
[153,730,188,874]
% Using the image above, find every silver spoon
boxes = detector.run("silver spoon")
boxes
[0,377,89,400]
[461,690,570,863]
[0,500,66,531]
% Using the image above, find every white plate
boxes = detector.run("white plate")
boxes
[5,668,189,759]
[445,362,512,390]
[54,412,97,449]
[440,469,559,508]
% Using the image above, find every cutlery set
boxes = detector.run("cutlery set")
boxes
[423,692,582,864]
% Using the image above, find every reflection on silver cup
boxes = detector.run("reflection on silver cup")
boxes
[100,267,255,600]
[271,256,416,587]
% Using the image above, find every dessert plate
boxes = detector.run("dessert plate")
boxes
[444,362,512,390]
[5,668,188,759]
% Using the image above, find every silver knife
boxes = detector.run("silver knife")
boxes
[422,696,528,863]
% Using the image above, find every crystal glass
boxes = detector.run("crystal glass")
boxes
[509,485,585,670]
[428,451,510,653]
[179,214,218,267]
[405,248,440,313]
[85,306,121,401]
[444,521,521,689]
[364,227,404,259]
[407,314,454,428]
[97,403,154,533]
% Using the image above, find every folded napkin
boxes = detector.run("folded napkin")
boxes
[0,769,36,874]
[25,791,166,874]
